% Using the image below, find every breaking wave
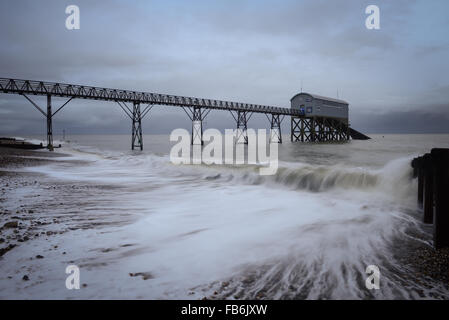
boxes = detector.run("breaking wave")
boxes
[19,140,448,299]
[199,157,417,207]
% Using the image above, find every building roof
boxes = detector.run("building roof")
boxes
[290,92,348,105]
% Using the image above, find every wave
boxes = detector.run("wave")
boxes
[20,140,445,299]
[51,143,418,205]
[200,157,417,205]
[59,142,418,206]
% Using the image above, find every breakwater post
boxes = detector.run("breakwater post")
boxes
[411,148,449,249]
[423,154,434,224]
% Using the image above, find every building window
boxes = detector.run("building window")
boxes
[306,107,312,113]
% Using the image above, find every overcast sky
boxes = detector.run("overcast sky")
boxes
[0,0,448,137]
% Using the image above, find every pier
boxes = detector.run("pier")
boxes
[0,78,358,150]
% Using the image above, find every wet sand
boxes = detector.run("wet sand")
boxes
[0,148,136,296]
[0,148,63,257]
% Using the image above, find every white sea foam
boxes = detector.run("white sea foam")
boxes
[3,135,449,299]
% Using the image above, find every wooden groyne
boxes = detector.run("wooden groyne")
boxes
[411,148,449,249]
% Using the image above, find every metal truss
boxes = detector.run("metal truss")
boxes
[21,93,74,150]
[131,102,143,150]
[0,77,357,151]
[116,101,153,150]
[291,117,349,142]
[229,110,253,144]
[266,114,285,143]
[182,106,211,145]
[0,78,303,116]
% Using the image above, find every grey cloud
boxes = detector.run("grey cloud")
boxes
[0,0,448,136]
[351,105,449,134]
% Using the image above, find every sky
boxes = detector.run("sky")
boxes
[0,0,448,137]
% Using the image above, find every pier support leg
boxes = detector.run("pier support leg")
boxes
[21,94,74,151]
[304,118,311,142]
[310,118,316,142]
[323,118,328,142]
[291,117,350,144]
[317,118,324,142]
[117,101,152,151]
[300,118,305,142]
[290,117,293,142]
[291,117,301,142]
[329,119,336,141]
[431,148,449,249]
[192,107,203,145]
[46,94,53,151]
[327,119,349,142]
[236,111,248,144]
[269,114,283,143]
[182,106,210,146]
[132,102,143,150]
[343,121,349,141]
[334,120,340,141]
[332,119,338,141]
[346,122,350,141]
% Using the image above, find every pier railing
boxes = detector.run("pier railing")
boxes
[0,78,302,116]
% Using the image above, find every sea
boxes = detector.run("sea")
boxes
[2,133,449,299]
